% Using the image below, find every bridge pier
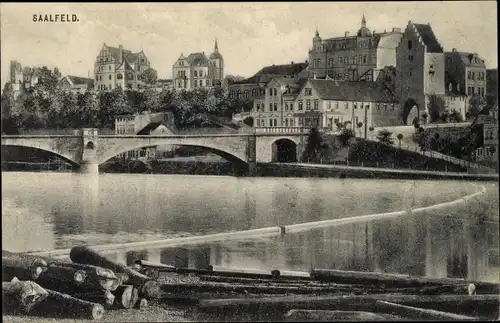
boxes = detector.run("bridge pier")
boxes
[248,162,258,177]
[78,162,99,174]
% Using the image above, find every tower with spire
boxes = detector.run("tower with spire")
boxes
[209,38,224,81]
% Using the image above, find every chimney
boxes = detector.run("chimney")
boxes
[392,27,401,33]
[345,31,350,37]
[452,48,457,52]
[119,45,124,63]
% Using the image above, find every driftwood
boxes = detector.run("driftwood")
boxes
[375,300,479,321]
[2,278,49,314]
[3,252,48,281]
[30,288,105,320]
[284,309,404,321]
[310,269,500,293]
[70,246,150,286]
[138,280,161,299]
[197,293,500,317]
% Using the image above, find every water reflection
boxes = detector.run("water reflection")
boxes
[2,172,498,282]
[106,208,499,282]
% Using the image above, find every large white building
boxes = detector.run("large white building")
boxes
[172,40,224,91]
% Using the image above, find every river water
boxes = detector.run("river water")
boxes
[2,172,499,282]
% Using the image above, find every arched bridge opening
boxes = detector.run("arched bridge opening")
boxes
[1,145,79,171]
[100,144,250,175]
[272,138,298,163]
[403,98,419,125]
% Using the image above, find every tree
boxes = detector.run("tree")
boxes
[77,91,99,127]
[421,112,428,124]
[302,127,324,163]
[427,94,446,123]
[356,121,363,137]
[140,68,158,85]
[1,83,22,134]
[376,129,394,145]
[397,133,403,148]
[224,75,246,86]
[338,128,355,146]
[449,110,464,123]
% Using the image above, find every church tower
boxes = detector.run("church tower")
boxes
[209,39,224,82]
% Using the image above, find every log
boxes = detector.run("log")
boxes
[38,265,86,284]
[2,279,49,314]
[138,280,161,299]
[375,300,480,321]
[310,268,500,293]
[130,286,139,309]
[135,298,149,309]
[113,285,135,309]
[172,266,312,281]
[284,309,403,321]
[72,290,116,308]
[70,246,150,286]
[3,253,48,281]
[30,288,105,320]
[197,294,500,318]
[40,258,120,290]
[134,260,176,272]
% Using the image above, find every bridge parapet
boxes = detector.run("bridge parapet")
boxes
[255,127,309,134]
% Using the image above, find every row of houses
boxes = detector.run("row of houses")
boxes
[229,18,494,131]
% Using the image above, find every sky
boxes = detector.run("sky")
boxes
[0,1,497,87]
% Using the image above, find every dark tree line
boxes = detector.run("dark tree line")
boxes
[1,69,249,134]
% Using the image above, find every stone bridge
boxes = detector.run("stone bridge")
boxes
[1,128,308,174]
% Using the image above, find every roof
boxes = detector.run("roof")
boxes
[413,24,443,53]
[67,75,93,85]
[187,53,210,66]
[235,62,309,85]
[137,122,169,135]
[445,51,486,68]
[308,79,398,102]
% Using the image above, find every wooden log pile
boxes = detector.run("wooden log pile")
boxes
[4,249,499,321]
[2,247,160,320]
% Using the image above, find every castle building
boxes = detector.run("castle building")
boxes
[172,40,224,91]
[395,21,445,124]
[93,43,151,91]
[57,75,93,94]
[8,60,61,97]
[307,15,403,82]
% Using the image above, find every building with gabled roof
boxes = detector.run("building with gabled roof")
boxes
[395,21,446,124]
[308,15,403,82]
[94,43,152,91]
[57,75,93,94]
[172,40,224,91]
[445,48,487,101]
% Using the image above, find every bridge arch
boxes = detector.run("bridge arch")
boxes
[403,98,419,125]
[97,137,249,167]
[1,144,80,167]
[271,138,298,162]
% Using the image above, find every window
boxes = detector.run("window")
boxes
[206,79,209,86]
[345,102,349,109]
[274,88,277,96]
[256,103,260,111]
[314,100,319,110]
[353,56,357,64]
[318,59,322,66]
[252,89,257,96]
[327,102,331,110]
[194,80,198,88]
[468,71,471,79]
[409,55,413,61]
[274,103,278,111]
[95,75,98,81]
[391,104,395,111]
[472,72,475,80]
[285,103,289,111]
[339,57,343,64]
[353,102,357,109]
[269,88,273,96]
[289,102,294,111]
[468,87,473,96]
[408,40,412,50]
[363,55,367,64]
[194,71,198,77]
[335,102,339,109]
[384,104,388,111]
[109,75,112,80]
[269,103,273,111]
[274,119,278,127]
[108,65,111,71]
[344,57,348,64]
[305,88,312,96]
[298,100,303,110]
[329,58,334,66]
[306,100,311,110]
[199,71,203,77]
[244,90,249,99]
